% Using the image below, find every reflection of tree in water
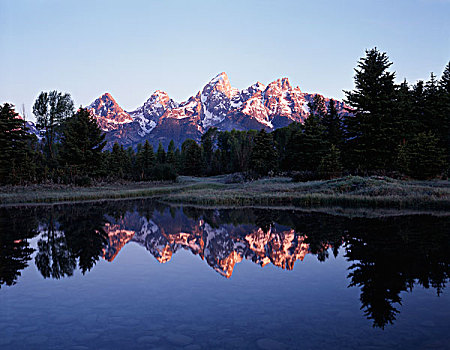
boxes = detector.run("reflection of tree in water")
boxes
[35,203,108,278]
[180,207,449,329]
[35,213,76,279]
[2,198,449,330]
[0,208,38,289]
[345,215,449,329]
[60,205,108,274]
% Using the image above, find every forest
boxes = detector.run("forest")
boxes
[1,48,449,186]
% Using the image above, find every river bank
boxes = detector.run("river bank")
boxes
[1,176,449,210]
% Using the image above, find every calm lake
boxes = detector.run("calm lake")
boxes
[1,200,449,349]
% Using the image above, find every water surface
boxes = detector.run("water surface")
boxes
[1,200,449,349]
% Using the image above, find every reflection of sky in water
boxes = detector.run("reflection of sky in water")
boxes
[1,204,449,349]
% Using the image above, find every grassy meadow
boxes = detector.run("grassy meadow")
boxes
[1,175,449,211]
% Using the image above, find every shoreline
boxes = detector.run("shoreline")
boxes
[1,176,449,211]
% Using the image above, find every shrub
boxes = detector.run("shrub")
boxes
[151,164,177,181]
[291,171,320,182]
[74,175,92,187]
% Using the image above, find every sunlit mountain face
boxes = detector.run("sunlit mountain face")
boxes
[0,201,449,330]
[86,72,350,150]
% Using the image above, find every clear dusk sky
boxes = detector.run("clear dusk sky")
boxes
[1,0,449,121]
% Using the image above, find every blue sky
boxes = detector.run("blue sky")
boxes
[1,0,449,121]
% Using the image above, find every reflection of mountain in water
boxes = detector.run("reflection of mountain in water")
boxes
[1,201,449,329]
[102,209,312,278]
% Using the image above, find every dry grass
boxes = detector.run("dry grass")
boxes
[1,176,449,210]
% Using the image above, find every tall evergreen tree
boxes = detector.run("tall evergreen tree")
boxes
[275,122,303,171]
[299,114,329,171]
[166,140,176,165]
[59,108,106,178]
[201,127,217,175]
[109,143,130,179]
[308,94,327,119]
[0,103,34,184]
[438,62,450,168]
[156,142,166,164]
[135,140,155,180]
[174,147,183,173]
[250,129,277,176]
[423,73,441,133]
[321,99,344,147]
[393,80,417,143]
[343,48,397,172]
[217,131,232,173]
[181,139,202,176]
[440,62,450,94]
[318,144,343,179]
[396,132,446,179]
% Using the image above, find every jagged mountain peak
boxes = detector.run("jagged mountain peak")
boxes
[266,77,298,93]
[209,71,229,84]
[86,73,349,150]
[203,72,239,99]
[89,92,122,111]
[87,92,133,131]
[147,90,171,104]
[101,92,115,100]
[127,90,179,137]
[252,81,266,90]
[200,72,239,128]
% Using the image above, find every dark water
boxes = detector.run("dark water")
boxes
[1,200,449,350]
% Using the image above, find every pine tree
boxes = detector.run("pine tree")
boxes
[174,148,182,173]
[249,129,277,176]
[423,73,441,132]
[393,80,417,142]
[166,140,176,165]
[120,145,132,179]
[135,140,155,180]
[308,94,327,119]
[343,48,397,172]
[59,108,106,178]
[0,103,34,184]
[318,145,343,179]
[181,139,202,176]
[217,131,232,173]
[438,62,450,168]
[156,142,166,164]
[109,143,130,179]
[276,122,303,171]
[440,62,450,93]
[396,132,445,179]
[201,127,217,175]
[299,114,329,171]
[321,99,344,147]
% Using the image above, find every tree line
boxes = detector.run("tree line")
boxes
[0,48,448,185]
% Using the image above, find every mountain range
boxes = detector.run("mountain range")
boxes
[86,72,349,149]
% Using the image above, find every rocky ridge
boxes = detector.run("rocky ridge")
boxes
[86,72,349,149]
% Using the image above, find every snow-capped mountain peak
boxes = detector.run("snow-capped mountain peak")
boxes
[87,93,133,132]
[200,72,241,128]
[86,73,350,150]
[128,90,178,137]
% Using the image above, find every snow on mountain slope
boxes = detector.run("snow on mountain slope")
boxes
[86,73,349,149]
[128,90,178,137]
[200,72,239,128]
[87,93,133,132]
